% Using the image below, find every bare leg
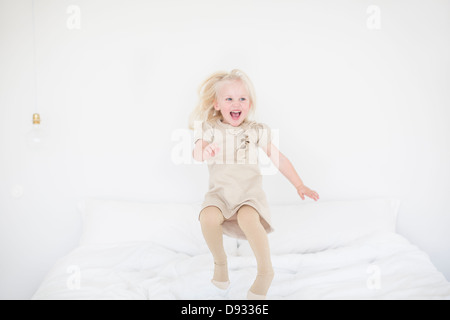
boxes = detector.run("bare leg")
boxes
[199,206,229,288]
[237,205,274,299]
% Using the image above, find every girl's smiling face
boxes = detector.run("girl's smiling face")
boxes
[214,80,252,127]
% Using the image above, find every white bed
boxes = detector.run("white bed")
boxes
[32,198,450,300]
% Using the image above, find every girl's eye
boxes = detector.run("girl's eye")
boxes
[240,98,246,101]
[226,98,232,101]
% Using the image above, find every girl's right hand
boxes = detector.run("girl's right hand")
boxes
[203,143,221,160]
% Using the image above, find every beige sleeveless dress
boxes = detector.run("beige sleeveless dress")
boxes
[194,119,274,240]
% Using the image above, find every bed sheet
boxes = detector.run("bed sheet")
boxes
[32,232,450,300]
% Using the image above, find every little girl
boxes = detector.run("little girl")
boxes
[189,69,319,300]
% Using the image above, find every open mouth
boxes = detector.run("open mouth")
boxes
[230,111,242,121]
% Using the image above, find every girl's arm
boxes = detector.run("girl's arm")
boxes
[262,143,319,201]
[192,140,220,162]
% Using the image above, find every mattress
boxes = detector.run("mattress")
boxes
[32,198,450,300]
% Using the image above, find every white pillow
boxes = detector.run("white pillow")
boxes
[78,198,238,256]
[237,198,401,255]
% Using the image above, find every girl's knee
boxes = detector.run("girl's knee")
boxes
[200,206,224,226]
[237,205,260,227]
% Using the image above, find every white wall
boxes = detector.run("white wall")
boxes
[1,0,449,299]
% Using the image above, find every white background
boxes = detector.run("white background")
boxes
[0,0,449,299]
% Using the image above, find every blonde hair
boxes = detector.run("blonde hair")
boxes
[188,69,256,130]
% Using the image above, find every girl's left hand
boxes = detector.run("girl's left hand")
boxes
[296,184,320,201]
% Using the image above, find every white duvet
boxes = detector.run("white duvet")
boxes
[32,232,450,300]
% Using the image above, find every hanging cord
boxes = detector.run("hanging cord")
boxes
[31,0,38,115]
